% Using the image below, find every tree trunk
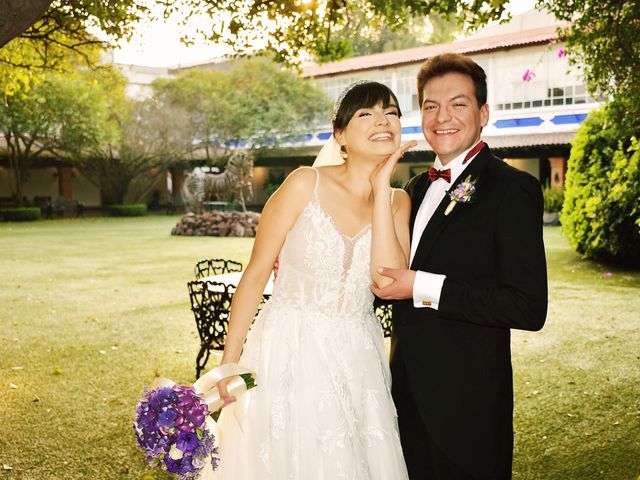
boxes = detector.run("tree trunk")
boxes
[5,134,28,207]
[9,154,29,207]
[0,0,54,49]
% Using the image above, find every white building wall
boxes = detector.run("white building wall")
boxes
[314,42,595,120]
[116,64,173,99]
[72,171,101,206]
[305,41,600,161]
[0,167,58,202]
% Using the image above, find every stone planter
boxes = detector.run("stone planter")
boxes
[543,211,560,226]
[171,211,261,237]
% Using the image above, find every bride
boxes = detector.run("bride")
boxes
[208,81,415,479]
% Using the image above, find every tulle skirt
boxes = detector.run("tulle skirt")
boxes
[202,299,409,479]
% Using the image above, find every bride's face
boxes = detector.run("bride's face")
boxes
[336,101,401,160]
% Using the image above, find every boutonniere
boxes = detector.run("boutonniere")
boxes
[445,175,477,216]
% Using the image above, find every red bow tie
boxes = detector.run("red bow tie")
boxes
[428,167,451,183]
[427,141,486,183]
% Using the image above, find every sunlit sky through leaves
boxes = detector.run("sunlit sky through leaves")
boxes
[113,0,536,68]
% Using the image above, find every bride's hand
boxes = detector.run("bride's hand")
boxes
[370,141,417,194]
[216,378,236,409]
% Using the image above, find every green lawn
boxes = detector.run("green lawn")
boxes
[0,217,638,479]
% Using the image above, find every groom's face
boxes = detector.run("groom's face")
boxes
[420,72,489,165]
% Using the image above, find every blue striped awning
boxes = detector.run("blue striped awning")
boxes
[493,117,544,128]
[550,114,588,125]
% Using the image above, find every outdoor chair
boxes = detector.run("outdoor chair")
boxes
[188,280,234,377]
[74,201,85,217]
[187,279,267,378]
[194,258,243,279]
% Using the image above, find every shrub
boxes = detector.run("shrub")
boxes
[561,104,640,266]
[542,185,564,213]
[1,207,41,222]
[109,204,147,217]
[263,182,281,198]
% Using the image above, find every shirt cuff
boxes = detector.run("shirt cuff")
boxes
[412,271,446,309]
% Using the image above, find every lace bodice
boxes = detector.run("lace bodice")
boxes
[270,168,374,319]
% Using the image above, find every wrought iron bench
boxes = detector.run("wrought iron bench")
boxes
[194,258,243,279]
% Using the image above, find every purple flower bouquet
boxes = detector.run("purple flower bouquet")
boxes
[134,363,256,478]
[134,384,219,478]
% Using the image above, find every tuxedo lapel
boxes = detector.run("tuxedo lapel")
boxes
[408,173,431,238]
[410,146,492,270]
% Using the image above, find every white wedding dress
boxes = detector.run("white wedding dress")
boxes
[206,168,409,479]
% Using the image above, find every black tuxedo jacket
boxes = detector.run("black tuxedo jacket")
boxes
[391,145,548,479]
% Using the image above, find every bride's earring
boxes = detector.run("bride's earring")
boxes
[341,147,348,161]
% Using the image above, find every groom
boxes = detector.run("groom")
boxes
[372,53,548,479]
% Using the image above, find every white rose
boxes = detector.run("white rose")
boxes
[168,444,184,460]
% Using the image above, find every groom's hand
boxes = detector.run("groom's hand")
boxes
[370,267,415,300]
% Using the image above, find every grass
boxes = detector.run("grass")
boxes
[0,217,638,479]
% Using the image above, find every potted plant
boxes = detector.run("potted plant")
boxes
[542,185,564,225]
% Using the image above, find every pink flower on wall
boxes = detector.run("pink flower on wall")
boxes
[557,48,566,58]
[522,69,536,82]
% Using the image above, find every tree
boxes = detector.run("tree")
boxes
[538,0,640,265]
[0,0,53,49]
[0,70,110,206]
[162,0,510,66]
[226,60,330,148]
[77,74,193,205]
[0,0,149,93]
[539,0,640,137]
[152,69,235,162]
[152,59,330,163]
[333,13,459,58]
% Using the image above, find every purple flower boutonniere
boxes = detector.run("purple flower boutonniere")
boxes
[445,175,477,216]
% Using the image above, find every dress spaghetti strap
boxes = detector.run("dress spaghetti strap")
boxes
[310,166,319,196]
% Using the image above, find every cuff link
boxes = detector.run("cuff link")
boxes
[422,300,432,307]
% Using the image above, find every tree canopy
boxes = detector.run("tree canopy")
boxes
[4,0,637,116]
[161,0,509,65]
[152,59,330,161]
[332,13,459,58]
[0,0,149,93]
[0,69,112,205]
[539,0,640,136]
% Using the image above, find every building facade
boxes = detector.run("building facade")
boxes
[253,9,600,204]
[0,10,600,209]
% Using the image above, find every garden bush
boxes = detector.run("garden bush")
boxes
[109,204,147,217]
[542,185,564,213]
[1,207,41,221]
[561,104,640,266]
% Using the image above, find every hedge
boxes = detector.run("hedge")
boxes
[109,204,148,217]
[561,105,640,266]
[1,207,41,222]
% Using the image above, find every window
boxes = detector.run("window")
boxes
[396,74,419,114]
[496,83,595,111]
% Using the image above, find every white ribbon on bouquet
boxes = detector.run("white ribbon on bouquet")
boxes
[150,362,256,431]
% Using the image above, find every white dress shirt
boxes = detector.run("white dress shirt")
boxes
[410,141,483,309]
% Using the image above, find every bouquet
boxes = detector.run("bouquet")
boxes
[134,364,256,479]
[134,384,218,478]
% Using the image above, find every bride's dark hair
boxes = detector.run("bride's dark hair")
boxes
[333,82,402,133]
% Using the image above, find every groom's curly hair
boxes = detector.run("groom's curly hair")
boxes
[416,53,487,109]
